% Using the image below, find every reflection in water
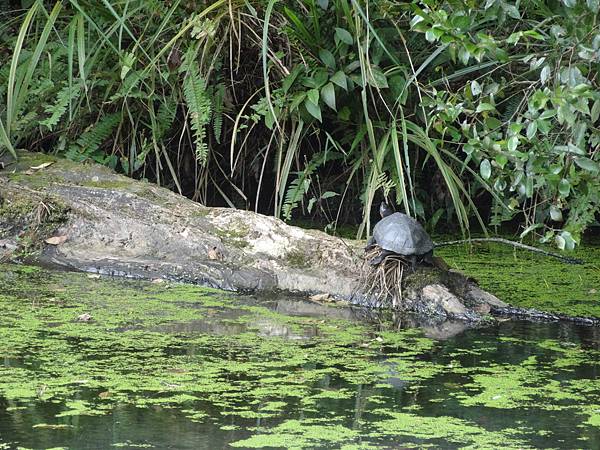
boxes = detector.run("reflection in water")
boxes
[0,267,599,449]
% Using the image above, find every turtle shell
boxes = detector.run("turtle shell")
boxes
[372,212,434,256]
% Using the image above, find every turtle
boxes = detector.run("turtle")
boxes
[365,202,434,269]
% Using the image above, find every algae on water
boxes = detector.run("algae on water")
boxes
[0,264,599,449]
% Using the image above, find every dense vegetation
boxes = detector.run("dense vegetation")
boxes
[0,0,598,247]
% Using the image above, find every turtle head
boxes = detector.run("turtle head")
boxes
[379,202,394,218]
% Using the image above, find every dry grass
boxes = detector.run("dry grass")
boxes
[359,246,412,310]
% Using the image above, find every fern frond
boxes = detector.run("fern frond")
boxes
[282,150,342,220]
[182,62,211,165]
[66,112,120,161]
[109,70,147,101]
[212,83,225,144]
[282,174,310,220]
[155,97,177,140]
[40,82,81,130]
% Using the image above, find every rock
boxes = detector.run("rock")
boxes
[0,150,505,323]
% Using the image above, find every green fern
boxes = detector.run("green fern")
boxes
[65,113,120,161]
[40,83,81,130]
[212,83,225,144]
[282,151,341,220]
[182,61,211,165]
[155,97,177,140]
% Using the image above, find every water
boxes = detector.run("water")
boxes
[0,265,599,449]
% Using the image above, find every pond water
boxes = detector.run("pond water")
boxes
[1,264,599,449]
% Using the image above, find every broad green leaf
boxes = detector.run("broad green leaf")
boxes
[550,206,563,222]
[282,66,303,93]
[503,3,520,18]
[368,67,388,88]
[507,135,519,152]
[558,178,570,197]
[485,117,502,129]
[588,0,600,12]
[317,0,328,9]
[525,176,533,198]
[562,0,576,7]
[556,234,566,250]
[540,65,551,85]
[307,88,319,105]
[458,46,470,65]
[480,159,491,180]
[495,154,508,168]
[451,15,470,29]
[335,27,353,45]
[321,191,339,199]
[330,71,347,90]
[526,121,537,140]
[476,102,496,113]
[304,98,322,122]
[591,99,600,123]
[556,230,576,250]
[574,157,600,172]
[321,82,336,111]
[319,49,336,69]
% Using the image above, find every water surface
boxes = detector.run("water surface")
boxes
[0,265,599,449]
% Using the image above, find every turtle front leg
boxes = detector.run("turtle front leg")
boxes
[369,250,393,266]
[410,255,417,272]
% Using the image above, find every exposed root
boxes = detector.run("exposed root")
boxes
[359,246,410,309]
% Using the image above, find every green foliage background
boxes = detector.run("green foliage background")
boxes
[0,0,598,247]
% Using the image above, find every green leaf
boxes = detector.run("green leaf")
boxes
[556,230,576,250]
[480,159,491,180]
[588,0,600,13]
[526,121,537,140]
[525,176,533,198]
[550,205,563,222]
[574,157,600,172]
[540,65,551,85]
[485,117,502,129]
[368,67,388,88]
[290,92,307,112]
[476,102,496,113]
[307,88,320,105]
[451,15,470,29]
[330,71,347,90]
[495,154,508,168]
[321,82,336,111]
[507,135,519,152]
[335,27,353,45]
[319,49,336,69]
[558,178,570,197]
[304,98,322,122]
[471,80,482,96]
[321,191,339,199]
[282,66,303,93]
[591,99,600,123]
[503,3,520,18]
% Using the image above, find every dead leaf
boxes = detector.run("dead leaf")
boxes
[589,288,597,294]
[45,235,67,245]
[152,278,165,284]
[207,246,223,261]
[309,293,332,302]
[30,162,54,170]
[77,313,92,322]
[98,391,111,399]
[87,274,101,279]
